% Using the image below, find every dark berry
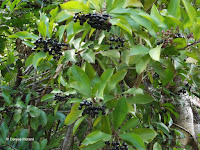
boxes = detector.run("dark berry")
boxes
[78,106,82,110]
[105,141,110,145]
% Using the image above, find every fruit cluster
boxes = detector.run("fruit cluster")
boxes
[109,36,125,49]
[156,28,180,48]
[73,12,112,32]
[54,94,68,101]
[105,141,129,150]
[33,38,68,59]
[78,100,106,118]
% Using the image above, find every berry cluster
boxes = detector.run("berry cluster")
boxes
[54,94,75,101]
[33,38,68,59]
[105,141,129,150]
[109,36,125,49]
[73,12,112,31]
[78,100,106,118]
[54,94,68,101]
[156,28,180,48]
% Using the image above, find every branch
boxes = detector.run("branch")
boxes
[178,40,200,50]
[62,123,75,150]
[13,67,22,90]
[26,75,51,88]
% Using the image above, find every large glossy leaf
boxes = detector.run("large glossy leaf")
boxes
[120,117,140,132]
[38,21,46,38]
[81,49,95,63]
[133,128,157,143]
[96,68,114,99]
[149,44,162,61]
[143,0,157,11]
[30,117,39,131]
[110,18,132,35]
[64,103,82,125]
[80,140,105,150]
[2,90,12,104]
[105,70,127,94]
[55,10,71,23]
[167,0,181,19]
[100,50,120,60]
[153,142,162,150]
[181,0,197,23]
[123,0,143,8]
[119,133,145,150]
[71,65,91,97]
[73,116,86,135]
[64,50,77,63]
[39,110,47,127]
[101,116,112,134]
[82,131,111,146]
[60,1,90,12]
[32,51,46,69]
[113,97,128,129]
[9,31,39,40]
[127,94,154,104]
[0,122,8,139]
[150,5,166,28]
[136,55,150,74]
[130,45,149,55]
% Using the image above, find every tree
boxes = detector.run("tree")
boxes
[0,0,200,150]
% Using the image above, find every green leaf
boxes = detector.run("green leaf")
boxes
[9,31,39,40]
[136,55,150,74]
[39,110,47,127]
[32,51,46,69]
[23,41,35,48]
[120,117,140,132]
[38,20,47,38]
[58,25,67,42]
[181,0,197,23]
[60,1,89,12]
[71,65,91,97]
[64,50,77,63]
[55,10,71,23]
[153,122,170,135]
[123,88,144,95]
[173,38,187,49]
[21,111,28,126]
[30,117,39,131]
[150,5,166,28]
[14,109,22,123]
[144,0,157,11]
[132,128,157,143]
[6,52,15,65]
[153,142,162,150]
[40,139,47,150]
[110,18,132,35]
[73,116,86,134]
[82,131,112,146]
[167,0,181,19]
[149,44,162,61]
[64,103,82,125]
[127,94,154,104]
[32,141,40,150]
[81,49,95,63]
[85,62,96,80]
[105,70,127,94]
[123,0,143,8]
[0,122,8,140]
[96,68,114,99]
[89,0,100,11]
[119,133,145,150]
[100,50,120,60]
[113,97,128,129]
[27,105,40,118]
[25,53,34,66]
[2,90,12,104]
[101,116,112,134]
[41,94,54,101]
[130,45,149,55]
[80,140,105,150]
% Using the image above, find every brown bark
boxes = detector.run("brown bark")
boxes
[62,123,74,150]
